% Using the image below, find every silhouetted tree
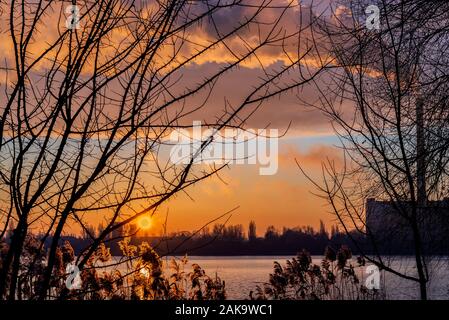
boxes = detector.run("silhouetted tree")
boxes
[300,0,449,300]
[248,221,257,241]
[264,225,279,241]
[319,220,328,238]
[0,0,327,300]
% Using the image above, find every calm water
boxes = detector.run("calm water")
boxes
[105,256,449,299]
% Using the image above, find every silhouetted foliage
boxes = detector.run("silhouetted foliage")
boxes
[0,236,225,300]
[252,246,382,300]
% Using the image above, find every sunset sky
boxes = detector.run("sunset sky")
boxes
[146,63,344,236]
[146,0,347,235]
[157,135,342,236]
[0,0,348,237]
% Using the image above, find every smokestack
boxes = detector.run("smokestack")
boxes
[416,98,426,205]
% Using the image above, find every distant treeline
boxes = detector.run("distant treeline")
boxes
[38,221,360,256]
[35,219,449,256]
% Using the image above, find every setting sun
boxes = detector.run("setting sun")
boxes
[138,216,152,230]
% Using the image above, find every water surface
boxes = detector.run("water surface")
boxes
[105,256,449,299]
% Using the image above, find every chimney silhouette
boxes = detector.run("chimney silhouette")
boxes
[416,98,426,205]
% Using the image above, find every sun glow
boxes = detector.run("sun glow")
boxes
[138,216,153,230]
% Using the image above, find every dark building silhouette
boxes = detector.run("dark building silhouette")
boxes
[366,198,449,254]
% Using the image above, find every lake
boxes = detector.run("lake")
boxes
[105,256,449,299]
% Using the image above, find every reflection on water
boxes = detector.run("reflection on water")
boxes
[105,256,449,300]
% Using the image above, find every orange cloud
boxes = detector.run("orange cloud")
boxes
[279,144,344,169]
